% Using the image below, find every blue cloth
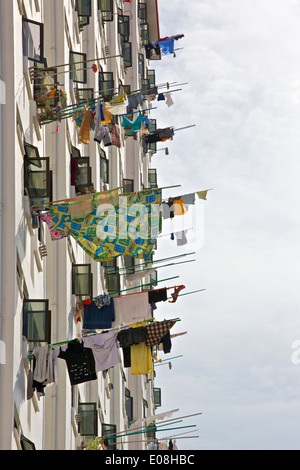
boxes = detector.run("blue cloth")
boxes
[83,298,115,330]
[158,38,175,55]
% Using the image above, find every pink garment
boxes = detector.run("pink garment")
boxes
[39,212,69,241]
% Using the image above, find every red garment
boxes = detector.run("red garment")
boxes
[169,285,185,303]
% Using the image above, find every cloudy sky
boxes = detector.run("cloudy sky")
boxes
[147,0,300,450]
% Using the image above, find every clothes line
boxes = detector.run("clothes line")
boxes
[30,316,182,351]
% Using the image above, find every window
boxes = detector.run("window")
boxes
[149,270,158,287]
[73,157,92,190]
[123,255,135,275]
[100,150,109,184]
[125,388,133,422]
[70,51,87,84]
[24,157,53,205]
[74,88,94,104]
[118,15,130,42]
[148,169,158,189]
[75,0,92,17]
[148,70,156,89]
[122,42,132,69]
[72,264,93,299]
[20,435,36,450]
[138,53,145,79]
[99,72,114,101]
[143,119,157,154]
[75,0,92,30]
[71,146,81,159]
[98,0,114,21]
[24,143,40,159]
[140,23,149,44]
[23,300,51,344]
[78,403,98,437]
[102,260,120,295]
[123,179,134,193]
[22,17,44,62]
[102,423,117,450]
[138,2,147,21]
[153,387,162,408]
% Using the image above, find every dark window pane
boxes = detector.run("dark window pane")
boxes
[99,72,114,100]
[78,403,97,436]
[122,42,132,69]
[118,15,130,42]
[23,300,51,344]
[72,264,92,297]
[24,158,52,205]
[100,157,109,184]
[102,423,117,450]
[98,0,113,21]
[70,51,87,84]
[22,18,44,62]
[75,0,92,16]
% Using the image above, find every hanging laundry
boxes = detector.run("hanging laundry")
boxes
[94,124,112,146]
[83,297,115,330]
[58,340,97,386]
[106,93,128,116]
[148,288,168,304]
[158,37,175,55]
[169,285,185,303]
[144,127,174,144]
[83,331,120,372]
[127,92,143,113]
[68,196,94,220]
[157,93,165,101]
[126,268,156,286]
[165,93,174,107]
[175,230,188,247]
[39,211,70,241]
[117,326,148,348]
[161,330,172,354]
[144,42,161,60]
[111,123,121,148]
[93,294,111,309]
[113,292,152,327]
[78,105,94,145]
[49,188,162,262]
[145,320,176,347]
[130,342,153,375]
[122,113,144,135]
[197,190,209,200]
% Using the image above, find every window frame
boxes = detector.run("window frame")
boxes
[78,402,98,437]
[75,0,92,17]
[125,388,134,422]
[23,299,51,344]
[74,87,94,104]
[99,71,114,101]
[102,423,117,450]
[98,0,114,22]
[118,15,130,42]
[70,51,87,84]
[24,156,53,205]
[122,42,132,69]
[22,17,44,63]
[73,156,92,190]
[72,264,93,299]
[100,151,109,184]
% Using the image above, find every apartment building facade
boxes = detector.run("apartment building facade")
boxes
[0,0,162,451]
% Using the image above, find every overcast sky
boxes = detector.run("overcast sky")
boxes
[148,0,300,450]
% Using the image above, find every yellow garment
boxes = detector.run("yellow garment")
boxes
[131,342,153,376]
[174,199,186,216]
[197,190,208,200]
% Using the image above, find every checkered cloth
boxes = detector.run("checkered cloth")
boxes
[145,320,176,347]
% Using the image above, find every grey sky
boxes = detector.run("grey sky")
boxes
[148,0,300,450]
